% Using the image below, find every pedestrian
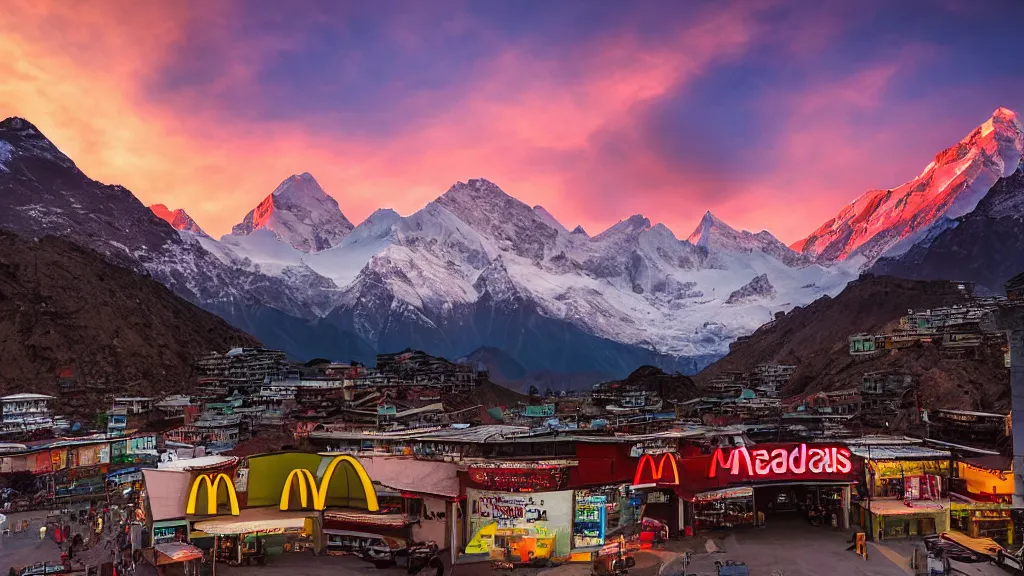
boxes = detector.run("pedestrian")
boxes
[39,524,47,540]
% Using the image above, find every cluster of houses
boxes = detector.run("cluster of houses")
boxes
[3,275,1024,570]
[849,298,1010,365]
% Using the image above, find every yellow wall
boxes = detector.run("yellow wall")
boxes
[958,463,1013,496]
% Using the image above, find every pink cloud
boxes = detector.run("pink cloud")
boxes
[0,0,770,240]
[0,0,1012,249]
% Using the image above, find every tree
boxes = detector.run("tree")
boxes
[528,385,539,399]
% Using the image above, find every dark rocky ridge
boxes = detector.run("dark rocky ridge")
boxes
[725,274,776,304]
[603,365,700,405]
[0,232,258,417]
[870,163,1024,295]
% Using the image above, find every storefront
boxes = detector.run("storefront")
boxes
[673,442,858,532]
[692,487,754,531]
[153,519,189,545]
[630,452,684,536]
[465,488,574,559]
[572,485,641,548]
[463,460,576,560]
[862,500,948,539]
[190,510,318,562]
[950,456,1014,545]
[849,444,952,540]
[951,503,1013,545]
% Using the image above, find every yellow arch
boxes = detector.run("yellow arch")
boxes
[279,468,319,510]
[186,473,239,516]
[317,455,379,512]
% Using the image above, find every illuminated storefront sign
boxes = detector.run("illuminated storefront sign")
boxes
[468,462,570,493]
[708,443,852,479]
[187,473,240,516]
[632,453,680,487]
[278,455,379,512]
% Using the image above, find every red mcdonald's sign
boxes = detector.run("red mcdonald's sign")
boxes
[632,452,680,487]
[707,443,852,480]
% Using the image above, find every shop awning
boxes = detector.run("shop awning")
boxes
[154,542,203,565]
[192,507,310,535]
[323,509,412,529]
[694,487,753,502]
[862,499,949,516]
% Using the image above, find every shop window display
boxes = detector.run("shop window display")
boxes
[573,486,637,548]
[693,488,754,530]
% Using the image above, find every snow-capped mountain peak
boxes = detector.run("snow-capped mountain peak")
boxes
[150,204,207,236]
[434,179,559,260]
[687,210,737,247]
[795,107,1024,264]
[685,210,810,267]
[593,214,652,242]
[230,172,354,253]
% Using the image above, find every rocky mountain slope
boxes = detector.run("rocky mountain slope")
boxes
[0,117,347,359]
[870,160,1024,295]
[0,231,258,416]
[695,275,1008,412]
[794,108,1024,265]
[602,365,700,405]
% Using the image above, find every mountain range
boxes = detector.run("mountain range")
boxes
[1,107,1022,383]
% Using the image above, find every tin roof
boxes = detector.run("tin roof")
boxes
[1,393,54,401]
[936,409,1007,418]
[848,445,949,460]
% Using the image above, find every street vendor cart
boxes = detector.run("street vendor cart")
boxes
[591,537,636,576]
[489,528,555,567]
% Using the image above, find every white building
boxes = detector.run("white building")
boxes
[0,393,55,436]
[112,397,154,415]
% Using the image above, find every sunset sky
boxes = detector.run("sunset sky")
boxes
[1,0,1022,243]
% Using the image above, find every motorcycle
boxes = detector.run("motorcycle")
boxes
[400,541,440,574]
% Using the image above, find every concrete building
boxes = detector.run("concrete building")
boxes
[0,393,55,436]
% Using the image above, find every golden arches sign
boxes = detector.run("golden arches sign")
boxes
[186,473,240,516]
[279,455,379,512]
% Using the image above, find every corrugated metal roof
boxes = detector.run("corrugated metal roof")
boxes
[936,409,1007,418]
[848,445,949,460]
[844,436,922,446]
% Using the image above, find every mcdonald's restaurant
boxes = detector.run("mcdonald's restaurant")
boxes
[139,451,391,569]
[141,450,470,570]
[632,440,860,535]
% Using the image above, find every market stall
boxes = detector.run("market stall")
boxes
[143,542,204,575]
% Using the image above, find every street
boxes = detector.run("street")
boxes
[2,513,1013,576]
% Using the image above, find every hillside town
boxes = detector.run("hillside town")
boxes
[0,278,1022,575]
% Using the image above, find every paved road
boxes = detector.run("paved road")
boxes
[5,513,1008,576]
[656,515,909,576]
